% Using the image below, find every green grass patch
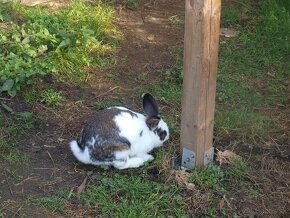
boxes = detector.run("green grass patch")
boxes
[0,140,29,164]
[225,160,250,182]
[215,110,273,140]
[24,88,39,104]
[27,196,64,212]
[0,111,34,163]
[25,174,187,216]
[0,1,121,97]
[190,164,224,191]
[217,0,290,108]
[3,149,28,163]
[221,8,239,26]
[78,174,187,217]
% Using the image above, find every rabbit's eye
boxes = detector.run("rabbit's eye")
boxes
[155,128,167,141]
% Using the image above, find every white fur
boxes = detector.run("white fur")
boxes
[69,140,92,165]
[70,140,111,166]
[114,110,169,159]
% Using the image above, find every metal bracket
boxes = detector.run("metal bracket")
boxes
[181,147,196,169]
[203,147,214,166]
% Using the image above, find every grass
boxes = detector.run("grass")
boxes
[215,110,273,140]
[79,174,187,217]
[225,159,250,183]
[4,149,29,163]
[0,110,33,164]
[0,0,289,217]
[95,100,121,109]
[0,1,121,96]
[27,196,64,212]
[0,134,29,164]
[26,174,188,217]
[221,8,240,26]
[190,164,224,191]
[24,88,39,104]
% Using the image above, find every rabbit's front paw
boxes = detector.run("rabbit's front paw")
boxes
[142,154,154,162]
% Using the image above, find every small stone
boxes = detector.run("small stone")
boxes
[186,182,195,190]
[147,35,155,41]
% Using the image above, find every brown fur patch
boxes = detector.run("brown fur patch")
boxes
[146,117,160,129]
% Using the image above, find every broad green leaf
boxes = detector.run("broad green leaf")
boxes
[57,38,71,49]
[1,79,14,91]
[8,89,16,97]
[22,36,31,44]
[1,103,14,114]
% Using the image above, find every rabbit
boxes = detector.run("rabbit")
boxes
[69,93,169,169]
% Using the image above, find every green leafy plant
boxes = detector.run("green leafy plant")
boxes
[1,102,33,122]
[41,89,64,107]
[0,1,121,96]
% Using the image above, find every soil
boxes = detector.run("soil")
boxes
[1,0,290,217]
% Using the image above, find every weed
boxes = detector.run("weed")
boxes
[41,89,64,107]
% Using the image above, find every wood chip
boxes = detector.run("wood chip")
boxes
[77,176,88,194]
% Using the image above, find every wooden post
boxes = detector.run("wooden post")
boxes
[181,0,221,169]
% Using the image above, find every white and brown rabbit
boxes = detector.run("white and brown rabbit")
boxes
[69,93,169,169]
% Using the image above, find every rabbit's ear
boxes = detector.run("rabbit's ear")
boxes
[143,93,159,117]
